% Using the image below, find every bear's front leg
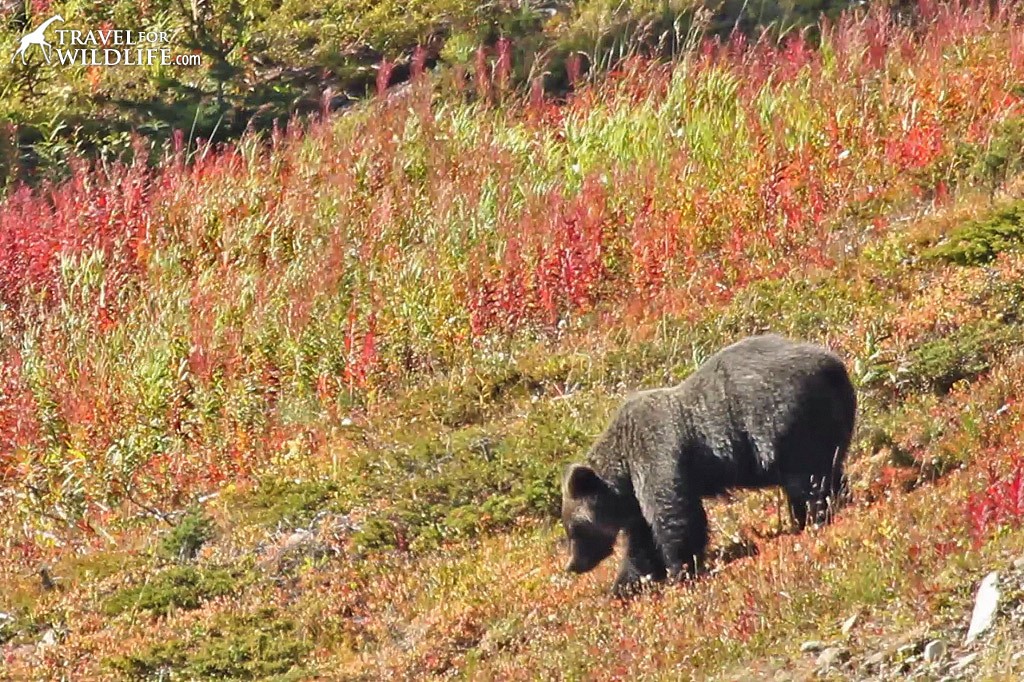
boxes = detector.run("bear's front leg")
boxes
[655,499,709,583]
[612,519,667,598]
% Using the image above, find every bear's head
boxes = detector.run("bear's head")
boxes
[561,463,622,574]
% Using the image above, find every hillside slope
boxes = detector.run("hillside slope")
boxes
[5,2,1024,680]
[0,0,853,188]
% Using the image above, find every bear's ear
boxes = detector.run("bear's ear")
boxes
[563,464,607,499]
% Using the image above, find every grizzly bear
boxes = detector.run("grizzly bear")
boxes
[560,334,856,596]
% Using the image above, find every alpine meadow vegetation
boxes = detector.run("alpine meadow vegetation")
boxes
[5,1,1024,679]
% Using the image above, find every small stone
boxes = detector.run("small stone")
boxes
[841,613,859,636]
[1013,555,1024,570]
[966,571,1000,644]
[39,628,57,647]
[923,639,947,662]
[950,653,979,673]
[801,640,827,653]
[9,644,35,659]
[282,529,313,549]
[816,646,850,670]
[864,651,888,669]
[341,417,353,427]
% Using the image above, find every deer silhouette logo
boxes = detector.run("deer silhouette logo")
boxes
[11,14,65,65]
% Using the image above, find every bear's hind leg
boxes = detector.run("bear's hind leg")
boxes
[782,476,811,531]
[784,465,845,531]
[812,459,847,526]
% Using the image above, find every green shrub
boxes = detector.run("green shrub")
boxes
[103,566,243,617]
[186,609,310,680]
[952,114,1024,192]
[351,516,400,553]
[0,612,18,646]
[160,506,216,561]
[104,609,309,680]
[232,478,340,529]
[902,323,1016,395]
[105,640,187,680]
[926,202,1024,266]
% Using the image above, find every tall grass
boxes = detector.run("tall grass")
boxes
[3,0,1024,531]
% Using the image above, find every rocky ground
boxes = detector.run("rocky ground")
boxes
[778,554,1024,681]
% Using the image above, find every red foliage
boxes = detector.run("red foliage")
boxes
[566,53,583,89]
[495,38,513,94]
[467,178,611,334]
[885,114,945,170]
[377,58,395,94]
[776,30,815,82]
[343,304,379,390]
[475,46,490,102]
[0,154,151,314]
[967,457,1024,547]
[411,47,428,80]
[630,197,680,297]
[0,352,39,483]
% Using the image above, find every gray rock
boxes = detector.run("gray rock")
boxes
[864,651,888,670]
[965,571,1000,644]
[1013,555,1024,570]
[282,529,314,550]
[801,640,827,653]
[923,639,947,662]
[950,652,978,673]
[816,647,850,670]
[841,613,859,636]
[39,628,57,647]
[258,526,334,578]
